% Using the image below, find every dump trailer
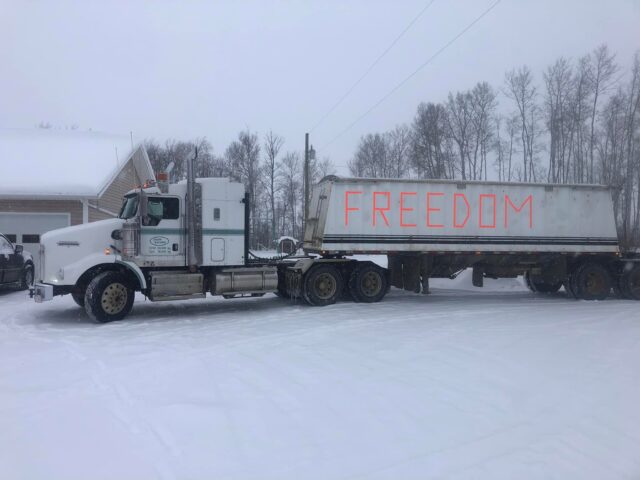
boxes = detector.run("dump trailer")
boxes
[31,162,640,322]
[298,176,637,301]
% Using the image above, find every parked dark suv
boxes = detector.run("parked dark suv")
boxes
[0,233,34,290]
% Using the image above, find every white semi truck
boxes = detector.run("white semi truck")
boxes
[32,158,640,322]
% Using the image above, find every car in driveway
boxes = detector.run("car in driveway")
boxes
[0,233,34,290]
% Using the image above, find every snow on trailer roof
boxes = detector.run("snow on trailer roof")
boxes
[0,128,138,198]
[319,175,614,190]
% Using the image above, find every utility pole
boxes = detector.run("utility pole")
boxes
[303,133,316,236]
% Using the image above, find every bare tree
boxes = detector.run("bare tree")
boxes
[278,152,302,239]
[412,103,451,179]
[262,131,284,245]
[543,57,575,183]
[623,53,640,245]
[587,44,619,182]
[504,66,538,182]
[225,130,261,247]
[469,82,497,180]
[494,115,517,182]
[386,124,412,178]
[349,133,389,178]
[446,92,474,179]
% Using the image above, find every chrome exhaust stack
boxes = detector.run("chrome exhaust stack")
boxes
[186,149,203,271]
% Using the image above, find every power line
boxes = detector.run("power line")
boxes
[309,0,438,133]
[320,0,502,152]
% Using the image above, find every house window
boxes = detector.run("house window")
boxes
[22,234,40,243]
[213,208,221,221]
[5,234,17,243]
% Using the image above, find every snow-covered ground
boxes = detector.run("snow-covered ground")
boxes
[1,272,640,479]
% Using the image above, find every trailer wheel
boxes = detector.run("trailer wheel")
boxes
[303,265,343,306]
[524,271,536,292]
[84,271,135,322]
[570,262,612,301]
[524,272,561,293]
[620,265,640,300]
[349,264,387,303]
[563,280,577,299]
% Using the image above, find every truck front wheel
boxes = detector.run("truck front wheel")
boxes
[349,264,388,303]
[303,265,343,306]
[84,271,135,322]
[71,291,85,308]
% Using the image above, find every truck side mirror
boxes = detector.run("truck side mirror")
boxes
[15,244,23,254]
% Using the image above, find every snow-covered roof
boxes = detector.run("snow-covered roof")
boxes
[278,236,298,243]
[0,128,149,198]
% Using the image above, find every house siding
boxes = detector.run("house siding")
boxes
[95,150,148,216]
[0,199,83,225]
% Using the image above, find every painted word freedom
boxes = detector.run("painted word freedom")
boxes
[343,191,533,229]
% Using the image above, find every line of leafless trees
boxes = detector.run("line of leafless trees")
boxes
[348,45,640,247]
[145,132,335,250]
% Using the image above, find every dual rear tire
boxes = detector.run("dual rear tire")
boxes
[616,264,640,300]
[302,263,388,306]
[524,271,562,294]
[529,262,614,301]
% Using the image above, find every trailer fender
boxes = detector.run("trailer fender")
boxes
[115,259,147,290]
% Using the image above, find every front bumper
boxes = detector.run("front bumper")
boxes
[31,283,54,303]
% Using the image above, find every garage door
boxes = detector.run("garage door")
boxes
[0,213,70,273]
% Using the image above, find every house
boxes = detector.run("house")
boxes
[0,128,155,268]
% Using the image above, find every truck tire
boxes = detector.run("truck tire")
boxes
[71,291,85,308]
[20,264,34,290]
[570,262,612,301]
[84,271,134,322]
[563,280,577,299]
[349,264,387,303]
[620,264,640,300]
[524,271,562,294]
[303,265,343,307]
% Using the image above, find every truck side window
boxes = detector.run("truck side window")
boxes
[143,197,180,226]
[213,208,220,221]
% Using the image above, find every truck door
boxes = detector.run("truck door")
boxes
[140,196,185,265]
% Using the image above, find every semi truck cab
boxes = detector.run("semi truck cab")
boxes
[32,165,281,321]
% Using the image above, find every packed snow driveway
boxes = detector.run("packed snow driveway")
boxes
[1,278,639,479]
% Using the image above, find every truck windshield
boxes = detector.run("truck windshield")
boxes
[119,194,139,219]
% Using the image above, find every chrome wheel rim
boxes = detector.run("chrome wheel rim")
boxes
[101,283,128,315]
[361,271,382,297]
[314,273,337,300]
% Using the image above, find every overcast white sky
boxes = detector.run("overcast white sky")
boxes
[2,0,639,172]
